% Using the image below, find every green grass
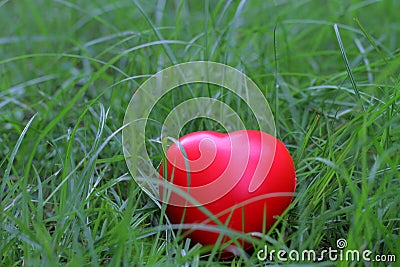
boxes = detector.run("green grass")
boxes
[1,0,399,266]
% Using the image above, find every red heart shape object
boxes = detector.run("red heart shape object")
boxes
[159,130,296,254]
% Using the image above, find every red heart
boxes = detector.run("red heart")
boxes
[159,130,296,255]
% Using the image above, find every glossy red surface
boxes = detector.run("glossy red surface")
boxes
[159,130,296,256]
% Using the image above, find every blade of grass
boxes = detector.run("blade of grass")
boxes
[1,113,37,201]
[333,23,365,111]
[354,17,388,63]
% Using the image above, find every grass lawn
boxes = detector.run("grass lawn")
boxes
[1,0,399,266]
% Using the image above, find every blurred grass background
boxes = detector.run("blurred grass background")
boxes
[1,0,399,266]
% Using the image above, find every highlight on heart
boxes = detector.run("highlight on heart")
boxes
[159,130,290,207]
